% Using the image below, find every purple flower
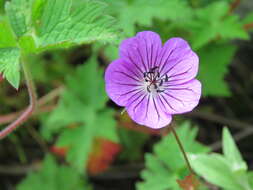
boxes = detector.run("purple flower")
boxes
[105,31,201,129]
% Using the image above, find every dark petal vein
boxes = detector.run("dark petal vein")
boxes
[115,71,140,82]
[145,95,150,118]
[115,82,140,87]
[137,47,148,72]
[133,94,147,114]
[159,49,175,74]
[152,98,160,122]
[127,51,144,74]
[163,92,185,106]
[159,94,178,112]
[117,88,142,98]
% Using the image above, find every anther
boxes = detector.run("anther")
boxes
[147,86,151,93]
[159,80,163,86]
[165,75,169,82]
[157,89,165,93]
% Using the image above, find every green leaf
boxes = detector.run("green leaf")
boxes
[5,0,31,38]
[42,58,118,172]
[96,110,118,142]
[37,0,118,49]
[248,172,253,188]
[222,128,247,172]
[0,47,20,88]
[137,122,210,190]
[190,153,244,190]
[65,57,107,110]
[16,154,91,190]
[106,0,191,36]
[18,35,37,53]
[197,43,236,96]
[189,2,248,50]
[0,0,4,13]
[119,128,148,161]
[0,20,17,47]
[242,12,253,25]
[137,154,179,190]
[5,0,119,53]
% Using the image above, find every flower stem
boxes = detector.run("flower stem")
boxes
[0,58,37,140]
[171,126,194,174]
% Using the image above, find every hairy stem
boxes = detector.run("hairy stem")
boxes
[171,126,194,174]
[0,60,37,139]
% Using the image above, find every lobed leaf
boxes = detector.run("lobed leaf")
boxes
[16,154,91,190]
[222,127,247,172]
[0,47,20,88]
[42,58,118,172]
[137,122,210,190]
[2,0,119,88]
[197,43,236,96]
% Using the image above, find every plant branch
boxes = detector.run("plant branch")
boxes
[186,110,252,130]
[171,125,194,174]
[0,86,64,125]
[0,60,37,139]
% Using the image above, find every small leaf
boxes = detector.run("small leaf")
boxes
[16,154,90,190]
[197,43,236,96]
[43,58,118,172]
[137,123,210,190]
[189,2,248,50]
[0,20,17,48]
[106,0,192,36]
[222,127,247,171]
[37,0,118,49]
[5,0,30,38]
[0,47,20,88]
[189,153,244,190]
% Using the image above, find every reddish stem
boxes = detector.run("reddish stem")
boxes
[171,126,194,174]
[229,0,241,14]
[0,60,37,139]
[244,23,253,31]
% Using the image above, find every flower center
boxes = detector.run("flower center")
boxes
[143,66,168,94]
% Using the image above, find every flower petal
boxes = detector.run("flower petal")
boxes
[157,79,201,114]
[126,94,172,129]
[105,59,144,106]
[158,38,199,84]
[119,31,162,72]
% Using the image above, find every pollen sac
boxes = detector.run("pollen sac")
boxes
[143,67,167,94]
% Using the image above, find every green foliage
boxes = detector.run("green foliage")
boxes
[137,122,210,190]
[5,0,31,38]
[17,154,92,190]
[42,58,118,172]
[119,128,149,161]
[222,128,247,171]
[188,2,248,50]
[106,0,191,36]
[38,0,118,49]
[0,0,118,88]
[0,47,20,88]
[0,20,17,47]
[197,43,236,96]
[190,128,253,190]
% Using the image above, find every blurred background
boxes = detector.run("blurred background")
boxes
[0,0,253,189]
